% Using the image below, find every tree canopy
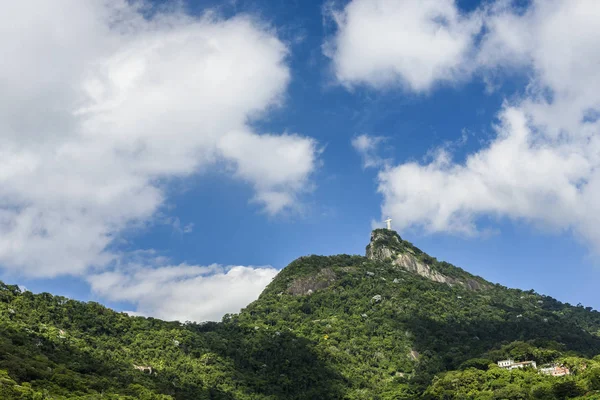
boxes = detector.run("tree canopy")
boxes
[1,235,600,398]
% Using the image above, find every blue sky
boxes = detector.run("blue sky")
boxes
[2,0,600,321]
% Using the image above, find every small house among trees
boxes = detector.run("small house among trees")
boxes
[497,359,537,370]
[540,365,571,376]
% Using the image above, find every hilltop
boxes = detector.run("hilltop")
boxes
[366,229,490,290]
[1,230,600,398]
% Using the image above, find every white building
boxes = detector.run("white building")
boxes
[540,365,570,376]
[497,359,537,370]
[498,359,513,368]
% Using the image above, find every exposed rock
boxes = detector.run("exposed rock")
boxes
[366,229,489,291]
[365,230,400,260]
[372,295,382,302]
[394,253,448,284]
[286,268,337,296]
[463,278,488,291]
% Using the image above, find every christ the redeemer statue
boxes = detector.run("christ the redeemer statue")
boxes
[385,218,392,230]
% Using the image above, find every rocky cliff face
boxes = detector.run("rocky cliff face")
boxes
[365,229,400,260]
[366,229,489,290]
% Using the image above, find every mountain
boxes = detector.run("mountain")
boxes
[2,230,600,399]
[365,229,490,290]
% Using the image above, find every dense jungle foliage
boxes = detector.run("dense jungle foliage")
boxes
[2,230,600,399]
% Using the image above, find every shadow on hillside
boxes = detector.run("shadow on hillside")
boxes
[191,322,348,400]
[0,323,234,399]
[0,315,346,399]
[400,310,600,390]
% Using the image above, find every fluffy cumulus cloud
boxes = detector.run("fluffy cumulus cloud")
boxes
[351,134,387,168]
[0,1,319,277]
[379,107,593,235]
[335,0,600,250]
[88,261,278,322]
[324,0,482,91]
[219,131,319,214]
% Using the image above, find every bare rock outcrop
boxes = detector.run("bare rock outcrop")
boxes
[366,229,489,291]
[286,268,337,296]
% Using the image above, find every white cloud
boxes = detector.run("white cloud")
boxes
[324,0,482,91]
[219,131,319,214]
[379,107,592,235]
[351,134,387,168]
[0,1,320,277]
[335,0,600,250]
[88,262,278,322]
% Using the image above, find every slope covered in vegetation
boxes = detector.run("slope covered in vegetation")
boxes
[2,230,600,399]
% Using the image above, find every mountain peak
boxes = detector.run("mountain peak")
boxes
[3,231,600,398]
[365,228,404,261]
[366,229,490,290]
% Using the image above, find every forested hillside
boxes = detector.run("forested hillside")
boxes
[2,230,600,399]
